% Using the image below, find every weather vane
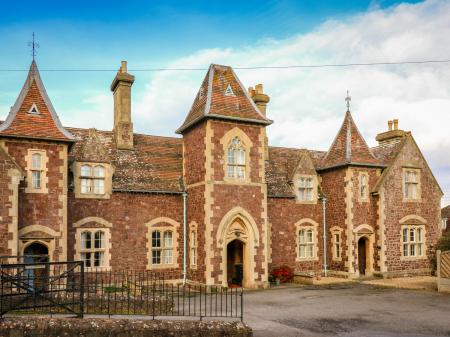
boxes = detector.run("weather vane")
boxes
[345,90,351,112]
[28,32,39,60]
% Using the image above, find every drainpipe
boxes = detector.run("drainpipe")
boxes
[320,196,328,277]
[182,191,188,284]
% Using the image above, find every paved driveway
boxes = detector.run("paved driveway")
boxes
[243,284,450,337]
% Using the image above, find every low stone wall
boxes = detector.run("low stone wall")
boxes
[0,317,252,337]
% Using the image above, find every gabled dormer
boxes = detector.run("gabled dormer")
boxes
[70,128,113,199]
[0,61,75,142]
[289,150,319,204]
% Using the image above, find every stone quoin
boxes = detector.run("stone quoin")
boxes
[0,61,443,288]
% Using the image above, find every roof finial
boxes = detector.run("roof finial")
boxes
[28,32,39,61]
[345,90,351,112]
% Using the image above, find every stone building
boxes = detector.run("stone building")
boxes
[0,60,443,288]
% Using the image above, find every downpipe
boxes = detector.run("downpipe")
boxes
[182,191,188,284]
[321,196,328,277]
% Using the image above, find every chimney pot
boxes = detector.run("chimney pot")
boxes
[393,119,399,130]
[255,84,263,94]
[120,61,127,73]
[388,120,393,131]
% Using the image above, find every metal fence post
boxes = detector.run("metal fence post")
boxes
[79,262,84,318]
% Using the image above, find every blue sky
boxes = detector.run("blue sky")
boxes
[0,0,449,204]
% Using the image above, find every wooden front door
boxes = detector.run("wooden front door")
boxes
[358,238,367,276]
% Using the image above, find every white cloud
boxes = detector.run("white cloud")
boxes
[6,1,450,204]
[128,0,450,203]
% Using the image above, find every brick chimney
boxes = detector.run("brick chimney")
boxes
[376,119,406,146]
[111,61,135,150]
[248,84,270,116]
[248,84,270,160]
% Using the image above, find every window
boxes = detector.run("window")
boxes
[190,230,197,267]
[298,228,315,259]
[227,137,246,179]
[298,176,314,201]
[404,169,419,200]
[31,153,42,189]
[443,218,448,230]
[360,173,368,200]
[80,230,106,268]
[28,103,40,115]
[151,230,174,266]
[80,164,105,195]
[402,225,425,258]
[334,233,341,259]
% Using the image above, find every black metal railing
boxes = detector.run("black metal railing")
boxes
[0,261,243,321]
[82,269,243,320]
[0,260,84,317]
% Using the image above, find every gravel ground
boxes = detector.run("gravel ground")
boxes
[243,283,450,337]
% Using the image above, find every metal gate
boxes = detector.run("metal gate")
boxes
[0,259,84,317]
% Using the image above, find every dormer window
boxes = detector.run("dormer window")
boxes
[28,103,40,115]
[224,84,235,97]
[80,164,105,195]
[298,176,314,202]
[227,137,246,179]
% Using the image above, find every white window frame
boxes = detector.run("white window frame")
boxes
[403,168,420,201]
[330,226,344,261]
[359,172,369,201]
[190,230,197,268]
[401,225,425,259]
[79,230,107,268]
[298,228,315,259]
[80,164,106,195]
[442,218,448,230]
[150,230,174,266]
[25,149,48,193]
[227,137,246,180]
[298,176,314,202]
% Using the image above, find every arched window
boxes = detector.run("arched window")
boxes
[227,137,246,179]
[80,164,105,195]
[80,230,106,267]
[151,230,174,265]
[31,153,42,189]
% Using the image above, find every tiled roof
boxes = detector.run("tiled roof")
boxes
[321,111,379,169]
[0,61,75,142]
[266,146,326,197]
[176,64,272,133]
[371,140,404,166]
[68,128,183,193]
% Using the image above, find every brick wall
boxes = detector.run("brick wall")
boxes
[4,140,67,261]
[68,192,183,272]
[381,138,442,274]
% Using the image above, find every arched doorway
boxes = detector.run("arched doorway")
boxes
[227,240,244,287]
[357,237,368,276]
[24,242,49,290]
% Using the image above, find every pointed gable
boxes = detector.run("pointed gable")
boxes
[72,128,111,163]
[0,61,75,142]
[176,64,272,133]
[321,111,378,169]
[288,149,317,182]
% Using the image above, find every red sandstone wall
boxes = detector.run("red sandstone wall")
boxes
[381,139,442,273]
[68,192,183,272]
[0,153,17,255]
[320,168,348,272]
[5,140,66,261]
[268,197,322,272]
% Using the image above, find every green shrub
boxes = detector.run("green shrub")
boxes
[430,232,450,274]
